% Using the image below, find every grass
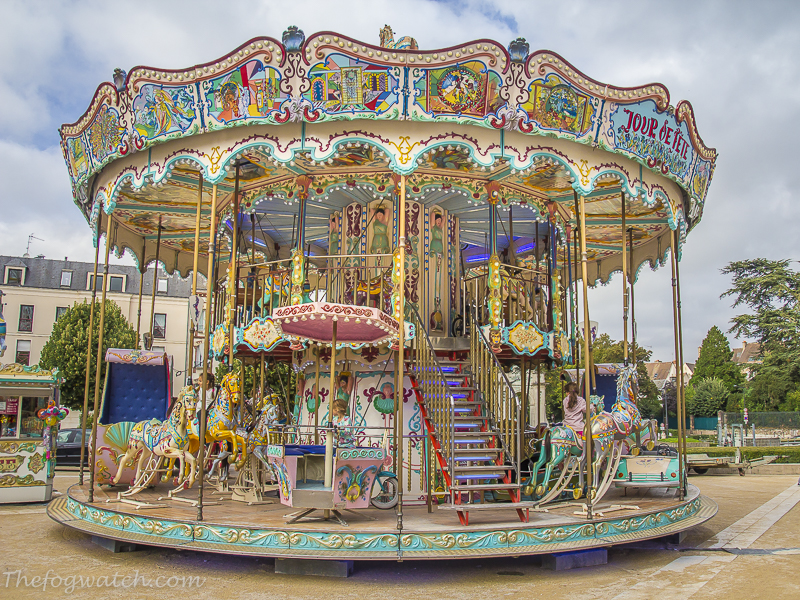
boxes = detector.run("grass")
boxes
[685,446,800,464]
[663,437,701,443]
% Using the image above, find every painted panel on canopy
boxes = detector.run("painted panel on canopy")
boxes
[603,99,694,188]
[86,104,127,166]
[521,75,597,138]
[412,61,504,121]
[132,83,198,142]
[113,209,199,237]
[305,54,401,117]
[203,59,285,128]
[115,176,207,210]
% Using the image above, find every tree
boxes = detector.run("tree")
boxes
[722,259,800,409]
[689,377,729,417]
[215,358,295,410]
[691,326,745,391]
[590,333,662,420]
[39,300,137,411]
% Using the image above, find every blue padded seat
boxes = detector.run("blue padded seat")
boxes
[99,362,170,424]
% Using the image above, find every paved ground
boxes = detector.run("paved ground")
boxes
[1,473,799,599]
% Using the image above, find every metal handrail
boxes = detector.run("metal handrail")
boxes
[407,303,456,492]
[466,304,523,484]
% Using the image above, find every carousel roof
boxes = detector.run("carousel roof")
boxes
[60,26,716,283]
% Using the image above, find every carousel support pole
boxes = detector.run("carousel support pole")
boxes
[393,174,408,532]
[674,228,688,498]
[197,184,218,521]
[485,182,502,350]
[621,192,629,364]
[79,215,101,486]
[314,348,321,445]
[135,241,145,346]
[327,320,339,519]
[88,216,114,503]
[149,217,163,342]
[670,229,685,500]
[229,165,240,364]
[259,353,265,413]
[290,175,312,306]
[578,193,594,517]
[629,227,637,365]
[187,173,203,383]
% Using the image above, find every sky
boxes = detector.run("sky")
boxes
[1,0,798,362]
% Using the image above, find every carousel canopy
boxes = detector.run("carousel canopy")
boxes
[60,26,715,283]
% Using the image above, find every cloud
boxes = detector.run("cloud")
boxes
[1,0,799,361]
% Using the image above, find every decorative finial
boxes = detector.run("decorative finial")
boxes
[508,38,530,63]
[282,26,305,52]
[113,68,127,92]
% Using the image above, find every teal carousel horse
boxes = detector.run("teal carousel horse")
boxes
[529,364,658,504]
[112,386,198,492]
[526,394,611,502]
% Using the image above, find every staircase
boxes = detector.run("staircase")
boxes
[407,306,528,525]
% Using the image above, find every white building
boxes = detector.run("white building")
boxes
[1,255,204,394]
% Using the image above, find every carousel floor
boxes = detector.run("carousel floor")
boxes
[48,482,716,560]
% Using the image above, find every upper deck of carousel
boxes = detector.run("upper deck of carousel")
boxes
[58,26,716,282]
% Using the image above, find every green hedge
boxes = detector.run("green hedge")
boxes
[686,446,800,464]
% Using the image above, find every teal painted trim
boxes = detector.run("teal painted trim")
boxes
[58,490,709,559]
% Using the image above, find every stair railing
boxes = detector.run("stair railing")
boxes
[407,304,455,492]
[467,304,523,488]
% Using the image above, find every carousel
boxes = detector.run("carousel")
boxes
[47,26,716,563]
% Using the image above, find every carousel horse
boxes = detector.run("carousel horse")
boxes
[526,395,612,502]
[112,386,198,490]
[185,370,248,473]
[246,393,284,469]
[531,365,659,503]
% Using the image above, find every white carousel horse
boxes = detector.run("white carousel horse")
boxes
[112,386,198,492]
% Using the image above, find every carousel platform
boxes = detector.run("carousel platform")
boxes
[47,482,716,561]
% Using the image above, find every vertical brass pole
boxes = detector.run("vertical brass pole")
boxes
[88,216,114,503]
[135,242,145,346]
[187,174,204,383]
[675,229,688,498]
[578,194,593,517]
[230,165,241,359]
[395,175,407,531]
[314,348,321,444]
[197,183,218,521]
[79,216,101,485]
[670,229,685,500]
[621,192,628,364]
[149,216,162,341]
[629,227,637,365]
[192,174,203,293]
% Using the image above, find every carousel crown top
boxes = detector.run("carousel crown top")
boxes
[59,25,715,283]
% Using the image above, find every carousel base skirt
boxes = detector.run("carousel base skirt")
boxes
[47,482,715,561]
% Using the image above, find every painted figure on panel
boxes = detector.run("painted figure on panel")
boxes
[336,371,355,407]
[430,211,445,332]
[370,207,391,254]
[329,214,340,254]
[217,82,245,122]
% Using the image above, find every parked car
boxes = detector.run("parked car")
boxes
[56,428,89,466]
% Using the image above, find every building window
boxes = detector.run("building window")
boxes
[60,270,73,287]
[18,305,34,332]
[15,340,31,365]
[153,313,167,339]
[6,267,23,286]
[157,279,168,294]
[193,345,203,369]
[55,306,68,320]
[109,275,124,292]
[151,346,166,353]
[88,274,104,291]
